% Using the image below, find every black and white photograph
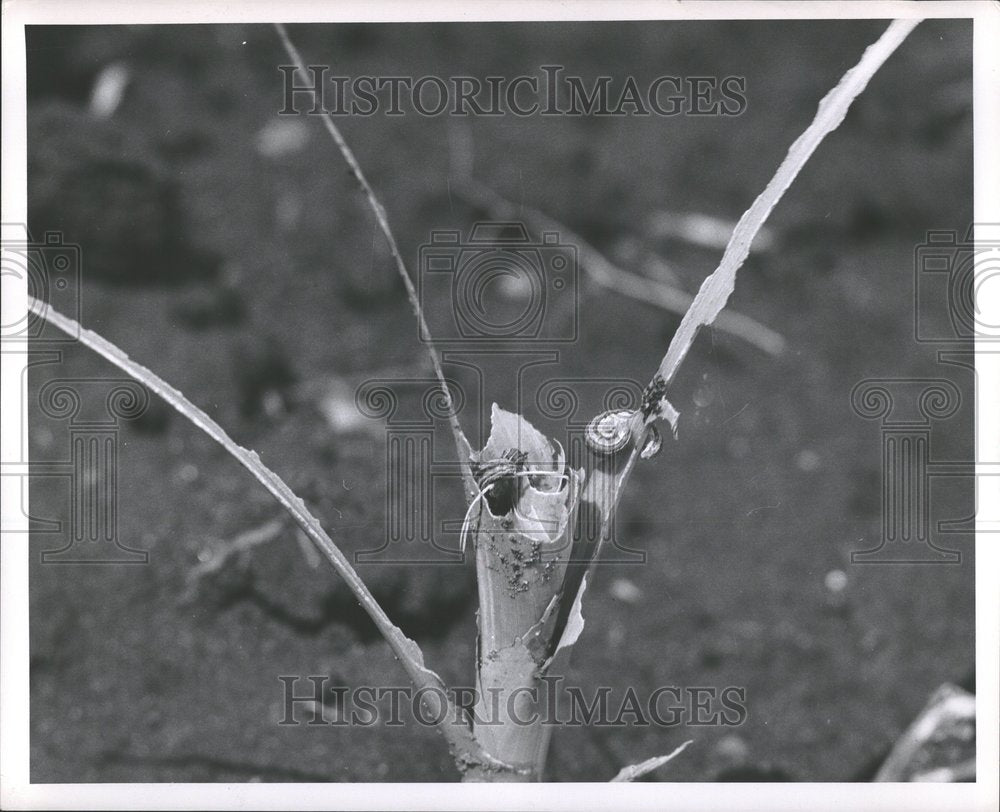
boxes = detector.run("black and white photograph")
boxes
[1,1,997,810]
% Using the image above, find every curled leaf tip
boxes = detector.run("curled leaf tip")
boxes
[610,740,693,782]
[658,399,680,438]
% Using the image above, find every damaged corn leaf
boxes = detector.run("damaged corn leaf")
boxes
[469,404,584,657]
[541,419,638,669]
[651,19,920,406]
[468,405,584,774]
[610,740,693,782]
[545,574,587,669]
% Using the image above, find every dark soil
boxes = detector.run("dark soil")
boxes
[26,20,974,782]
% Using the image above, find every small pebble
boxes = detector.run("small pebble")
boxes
[255,119,310,158]
[824,569,848,593]
[88,62,130,118]
[610,577,642,604]
[319,380,377,436]
[496,272,533,299]
[693,386,714,408]
[714,733,750,765]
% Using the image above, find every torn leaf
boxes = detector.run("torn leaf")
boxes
[545,574,587,671]
[653,20,920,389]
[610,740,693,782]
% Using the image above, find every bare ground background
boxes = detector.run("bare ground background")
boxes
[26,20,974,782]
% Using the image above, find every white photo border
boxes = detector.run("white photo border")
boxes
[2,2,996,810]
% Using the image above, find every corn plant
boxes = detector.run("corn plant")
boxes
[27,18,919,782]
